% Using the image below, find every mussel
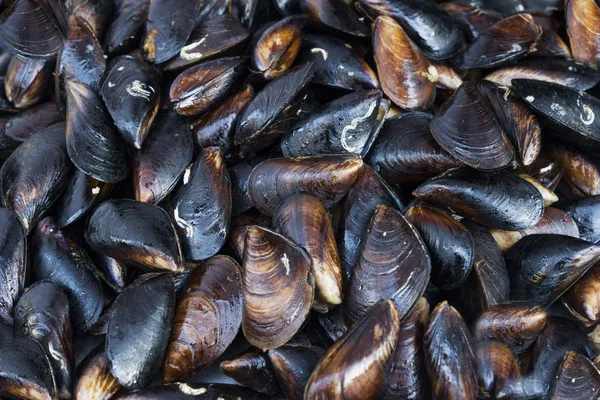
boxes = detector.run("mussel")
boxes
[562,260,600,326]
[268,345,324,400]
[5,56,53,109]
[54,169,110,228]
[476,340,520,398]
[563,196,600,244]
[74,346,121,400]
[221,351,283,396]
[104,0,150,56]
[549,351,600,399]
[566,0,600,67]
[0,208,27,325]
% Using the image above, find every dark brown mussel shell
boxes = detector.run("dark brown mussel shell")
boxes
[305,300,400,400]
[423,301,478,400]
[107,273,175,389]
[142,0,200,63]
[133,111,193,204]
[268,345,324,400]
[242,226,314,350]
[517,147,564,191]
[1,122,72,233]
[414,168,544,230]
[562,260,600,326]
[166,147,231,261]
[234,63,313,155]
[476,340,520,398]
[566,0,600,67]
[431,82,514,170]
[440,2,501,42]
[0,0,67,59]
[563,196,600,243]
[530,12,571,58]
[164,15,249,71]
[405,204,473,290]
[489,207,580,252]
[4,101,62,143]
[104,0,150,57]
[70,0,114,41]
[220,351,282,396]
[552,352,600,399]
[296,34,379,90]
[5,56,53,109]
[344,204,431,324]
[303,0,369,37]
[281,90,382,157]
[193,85,254,155]
[357,0,464,60]
[252,15,305,80]
[163,256,242,383]
[229,209,270,262]
[111,383,270,399]
[272,194,343,306]
[548,143,600,199]
[383,297,430,400]
[0,336,56,400]
[74,346,121,400]
[85,199,184,272]
[66,80,128,184]
[485,58,600,91]
[14,281,74,399]
[248,154,362,215]
[367,112,460,185]
[32,217,105,332]
[169,57,246,116]
[505,234,600,306]
[373,16,435,111]
[101,55,161,149]
[474,302,547,353]
[0,208,26,325]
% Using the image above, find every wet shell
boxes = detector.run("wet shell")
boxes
[229,209,271,263]
[517,147,564,191]
[0,208,27,325]
[563,196,600,244]
[303,0,370,37]
[4,101,62,143]
[440,2,501,41]
[566,0,600,67]
[550,351,600,399]
[70,0,114,41]
[85,199,184,272]
[229,158,262,216]
[305,300,400,400]
[221,352,282,396]
[476,340,520,398]
[373,16,435,111]
[107,273,175,389]
[5,56,53,109]
[104,0,150,56]
[74,347,121,400]
[242,226,314,350]
[268,345,324,400]
[548,143,600,199]
[562,261,600,326]
[87,249,128,293]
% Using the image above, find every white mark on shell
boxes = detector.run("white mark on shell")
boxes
[126,80,153,101]
[340,100,378,153]
[117,66,125,71]
[311,47,328,60]
[581,104,595,125]
[180,37,207,60]
[91,187,100,195]
[281,253,291,275]
[183,167,191,185]
[174,204,194,237]
[178,384,207,396]
[348,71,354,76]
[383,232,387,237]
[345,43,353,49]
[86,44,94,52]
[503,87,511,101]
[551,103,567,116]
[526,96,535,102]
[108,82,115,88]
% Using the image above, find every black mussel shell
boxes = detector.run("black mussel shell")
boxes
[5,56,53,109]
[221,351,283,396]
[32,217,105,332]
[4,101,62,143]
[566,0,600,68]
[476,340,520,398]
[305,300,400,400]
[357,0,464,60]
[70,0,114,41]
[195,0,230,24]
[296,34,379,91]
[142,0,200,63]
[166,147,231,261]
[431,81,515,170]
[281,90,382,157]
[101,55,161,149]
[104,0,150,57]
[133,111,193,204]
[344,204,431,324]
[317,307,347,343]
[406,204,474,290]
[303,0,370,37]
[562,261,600,326]
[274,0,301,14]
[234,63,313,155]
[87,248,128,293]
[563,196,600,244]
[14,281,74,399]
[0,208,26,325]
[517,147,563,191]
[440,2,501,42]
[505,234,600,306]
[111,383,270,399]
[229,158,260,216]
[548,143,600,199]
[170,57,246,116]
[74,346,121,400]
[423,301,478,400]
[66,80,128,184]
[268,345,324,400]
[367,112,460,185]
[1,122,72,233]
[414,167,544,230]
[530,13,571,58]
[550,352,600,399]
[85,199,184,272]
[107,273,175,389]
[248,154,363,216]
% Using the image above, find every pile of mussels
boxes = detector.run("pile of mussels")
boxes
[5,0,600,399]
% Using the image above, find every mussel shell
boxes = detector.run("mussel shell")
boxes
[303,0,370,37]
[164,256,242,383]
[440,2,501,41]
[14,281,74,399]
[70,0,114,41]
[85,199,184,272]
[431,82,514,170]
[563,196,600,244]
[531,13,571,58]
[101,55,161,149]
[74,346,121,400]
[111,383,269,399]
[405,204,474,290]
[373,16,435,111]
[549,352,600,399]
[242,226,314,350]
[548,143,600,199]
[476,340,520,398]
[229,159,261,216]
[104,0,150,56]
[505,234,600,306]
[107,273,175,389]
[344,204,431,324]
[133,111,193,204]
[229,209,271,263]
[170,57,246,116]
[414,167,544,230]
[166,147,231,261]
[248,154,362,216]
[281,90,382,157]
[296,34,379,90]
[566,0,600,67]
[142,0,200,63]
[267,345,323,400]
[517,147,564,191]
[272,194,343,306]
[562,260,600,326]
[234,63,313,154]
[0,208,26,325]
[4,101,62,143]
[305,300,400,400]
[66,80,128,184]
[1,122,72,233]
[423,301,478,400]
[5,56,52,109]
[220,352,282,396]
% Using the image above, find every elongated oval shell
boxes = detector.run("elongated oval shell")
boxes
[566,0,600,67]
